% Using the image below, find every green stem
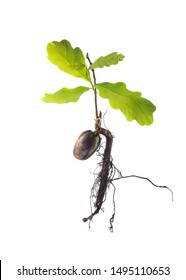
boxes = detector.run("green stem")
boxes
[86,53,99,121]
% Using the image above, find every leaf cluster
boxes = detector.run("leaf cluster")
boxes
[42,39,156,126]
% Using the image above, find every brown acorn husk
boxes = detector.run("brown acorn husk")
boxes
[73,130,101,160]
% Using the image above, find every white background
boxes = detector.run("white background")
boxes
[0,0,185,279]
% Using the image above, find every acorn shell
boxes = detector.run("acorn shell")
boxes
[73,130,101,160]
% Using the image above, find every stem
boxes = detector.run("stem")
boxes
[86,53,100,128]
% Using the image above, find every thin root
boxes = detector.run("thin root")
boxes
[111,174,174,201]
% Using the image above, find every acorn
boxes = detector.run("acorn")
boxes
[73,130,101,160]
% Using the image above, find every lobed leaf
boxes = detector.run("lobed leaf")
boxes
[96,82,156,125]
[47,40,90,81]
[42,86,90,104]
[89,52,124,69]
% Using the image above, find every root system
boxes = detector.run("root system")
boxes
[82,127,173,232]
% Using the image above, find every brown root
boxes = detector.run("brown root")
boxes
[82,127,115,229]
[82,127,173,232]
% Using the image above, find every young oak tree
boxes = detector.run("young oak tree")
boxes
[42,40,173,231]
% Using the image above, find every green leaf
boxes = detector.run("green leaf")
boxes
[42,86,90,104]
[89,52,124,69]
[47,40,90,81]
[96,82,156,125]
